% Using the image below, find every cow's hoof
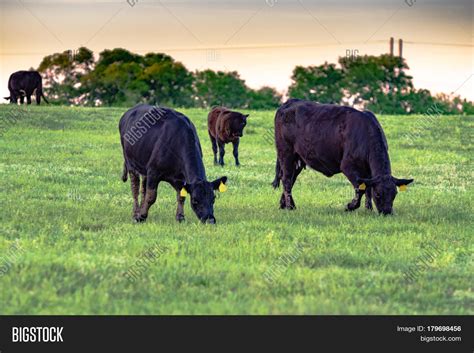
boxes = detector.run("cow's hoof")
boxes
[176,214,185,222]
[287,196,296,210]
[279,198,285,209]
[345,203,358,212]
[134,214,147,223]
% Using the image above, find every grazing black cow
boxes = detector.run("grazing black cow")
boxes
[119,104,227,224]
[208,107,249,166]
[4,71,49,105]
[272,99,413,215]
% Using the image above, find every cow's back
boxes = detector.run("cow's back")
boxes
[120,104,200,175]
[9,71,41,91]
[207,107,227,139]
[275,99,381,176]
[275,99,348,147]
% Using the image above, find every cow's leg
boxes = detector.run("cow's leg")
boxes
[278,153,299,210]
[345,188,364,211]
[210,133,218,165]
[232,139,240,166]
[35,89,42,105]
[135,172,159,222]
[341,163,365,211]
[365,186,373,210]
[19,95,24,105]
[10,92,17,104]
[279,161,303,209]
[26,92,32,105]
[174,189,186,222]
[129,171,141,218]
[140,175,147,208]
[218,140,226,166]
[170,182,187,222]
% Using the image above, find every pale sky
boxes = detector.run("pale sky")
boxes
[0,0,473,102]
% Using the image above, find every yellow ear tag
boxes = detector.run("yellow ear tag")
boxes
[180,188,188,197]
[359,183,366,191]
[218,182,227,193]
[399,184,407,192]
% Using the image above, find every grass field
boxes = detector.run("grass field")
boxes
[0,105,472,314]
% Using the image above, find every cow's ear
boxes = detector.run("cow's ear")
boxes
[244,114,249,119]
[211,176,228,191]
[392,177,414,187]
[356,176,380,187]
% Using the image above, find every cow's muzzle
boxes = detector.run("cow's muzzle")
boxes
[201,216,216,224]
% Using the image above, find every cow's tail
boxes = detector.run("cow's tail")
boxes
[122,161,128,182]
[3,96,10,101]
[37,85,49,104]
[272,159,281,189]
[41,91,49,104]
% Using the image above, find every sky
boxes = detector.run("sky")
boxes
[0,0,472,102]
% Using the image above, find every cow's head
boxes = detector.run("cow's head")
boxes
[183,176,227,224]
[225,111,249,139]
[357,175,414,215]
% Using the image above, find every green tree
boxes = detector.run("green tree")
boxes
[193,70,249,108]
[247,86,282,109]
[400,89,436,114]
[81,49,194,107]
[80,48,143,106]
[339,54,413,113]
[37,47,94,105]
[141,53,194,107]
[288,63,343,103]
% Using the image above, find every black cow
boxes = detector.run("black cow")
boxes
[4,71,49,105]
[272,99,413,215]
[119,104,227,224]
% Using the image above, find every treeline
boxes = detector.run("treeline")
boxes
[37,47,281,109]
[37,47,473,113]
[289,55,474,114]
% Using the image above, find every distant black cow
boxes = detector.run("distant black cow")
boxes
[4,71,49,105]
[119,104,227,224]
[272,99,413,215]
[208,107,249,166]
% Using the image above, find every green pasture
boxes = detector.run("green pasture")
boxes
[0,105,472,314]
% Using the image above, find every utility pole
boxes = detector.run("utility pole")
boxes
[389,37,394,56]
[398,38,403,58]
